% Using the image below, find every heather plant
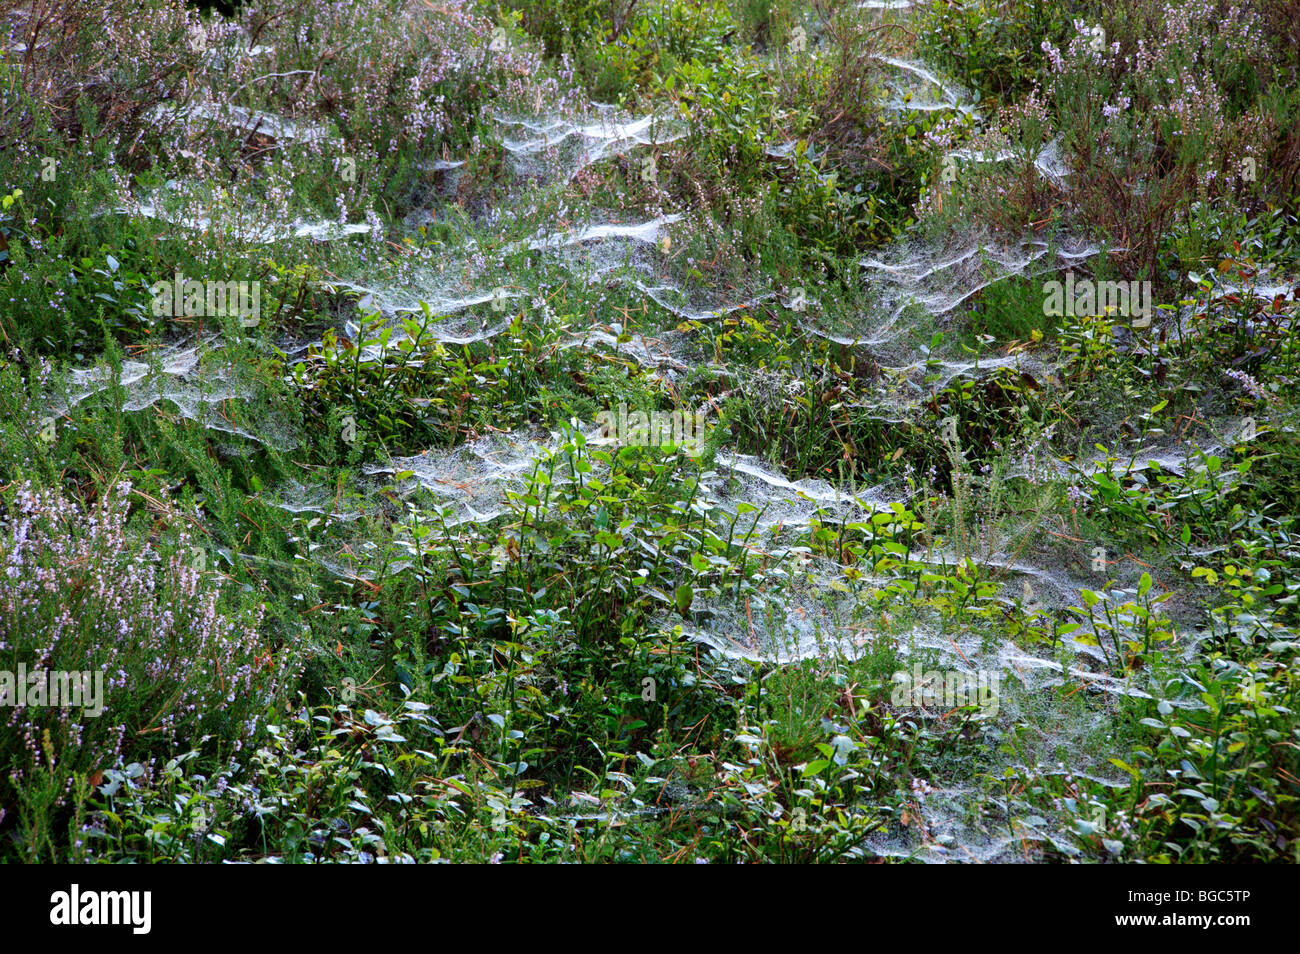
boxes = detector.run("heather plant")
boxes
[0,480,293,860]
[917,2,1292,283]
[916,85,1057,236]
[183,0,560,212]
[0,0,202,155]
[2,0,571,256]
[1040,6,1274,279]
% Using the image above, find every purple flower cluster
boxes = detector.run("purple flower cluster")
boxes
[1,481,291,803]
[1225,368,1271,404]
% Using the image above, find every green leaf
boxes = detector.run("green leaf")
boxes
[674,583,693,616]
[1108,758,1141,779]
